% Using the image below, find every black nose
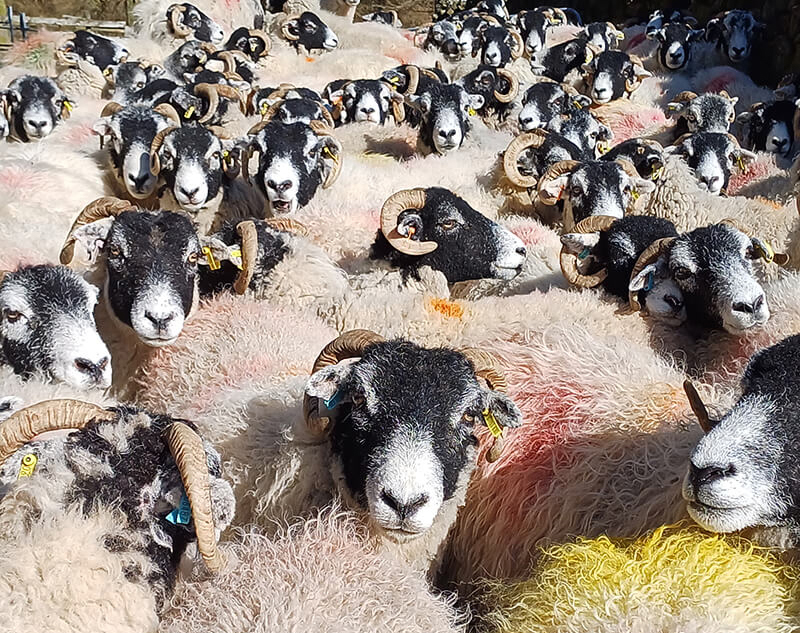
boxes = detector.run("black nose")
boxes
[361,107,375,115]
[732,46,745,55]
[28,119,48,130]
[145,311,175,331]
[179,186,200,199]
[381,490,429,521]
[267,179,293,193]
[519,116,533,126]
[129,172,150,189]
[689,462,735,491]
[773,138,788,148]
[438,129,457,140]
[733,295,765,314]
[74,357,109,382]
[516,246,527,257]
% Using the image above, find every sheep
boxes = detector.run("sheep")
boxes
[601,137,664,179]
[476,25,525,68]
[517,80,590,131]
[4,75,74,141]
[545,105,613,156]
[454,66,518,123]
[705,9,765,65]
[279,12,340,53]
[579,49,651,105]
[361,10,402,28]
[103,60,168,104]
[165,3,225,44]
[580,21,625,53]
[666,90,739,135]
[737,100,798,157]
[666,132,756,195]
[224,27,272,63]
[159,508,466,632]
[329,79,404,125]
[58,30,130,71]
[405,82,485,155]
[0,264,111,389]
[479,525,799,633]
[516,9,554,59]
[646,20,705,71]
[0,398,235,631]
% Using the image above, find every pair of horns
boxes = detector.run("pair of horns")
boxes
[260,97,335,128]
[302,332,510,461]
[100,101,181,126]
[60,197,136,265]
[244,29,272,57]
[380,189,436,256]
[0,399,224,572]
[167,4,193,38]
[628,237,676,311]
[403,65,440,94]
[559,215,618,288]
[503,129,548,188]
[494,68,518,103]
[195,83,246,124]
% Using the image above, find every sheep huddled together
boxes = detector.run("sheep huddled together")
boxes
[3,0,800,630]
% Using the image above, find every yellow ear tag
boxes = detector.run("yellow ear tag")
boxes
[632,189,640,200]
[406,226,416,238]
[585,53,592,64]
[230,248,244,270]
[18,453,37,478]
[184,105,195,119]
[260,102,269,116]
[597,142,609,155]
[322,146,340,163]
[63,100,73,113]
[103,67,113,77]
[755,240,775,263]
[468,107,477,116]
[651,166,663,181]
[737,155,746,171]
[202,246,220,270]
[573,99,583,110]
[616,32,624,40]
[482,409,503,438]
[389,76,400,85]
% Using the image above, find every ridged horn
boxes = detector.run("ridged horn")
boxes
[380,189,436,255]
[494,68,518,104]
[303,330,386,436]
[281,15,301,41]
[628,237,676,311]
[195,83,220,124]
[248,29,272,56]
[615,157,640,180]
[164,422,225,572]
[508,28,524,60]
[310,121,342,188]
[265,218,309,236]
[233,220,258,295]
[0,400,116,466]
[149,125,179,176]
[153,103,182,124]
[168,4,192,38]
[60,197,135,265]
[503,129,548,188]
[100,101,125,117]
[406,65,420,95]
[538,159,580,205]
[559,215,617,288]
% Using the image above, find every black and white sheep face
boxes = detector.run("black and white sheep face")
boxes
[407,84,483,154]
[645,9,696,38]
[5,76,70,142]
[306,340,522,537]
[425,20,461,61]
[362,11,401,27]
[155,127,226,211]
[94,106,174,199]
[546,108,612,157]
[106,62,150,103]
[457,16,486,57]
[479,27,519,68]
[648,22,705,70]
[517,10,550,58]
[273,98,330,125]
[75,211,201,346]
[535,39,588,82]
[168,3,224,43]
[63,30,129,71]
[477,0,508,20]
[738,101,797,156]
[165,41,210,80]
[602,139,664,179]
[338,80,394,124]
[707,10,764,63]
[0,266,111,389]
[581,22,623,53]
[683,335,800,534]
[539,161,655,223]
[518,83,567,131]
[668,224,769,333]
[248,122,331,214]
[668,93,738,134]
[456,66,515,118]
[284,12,338,52]
[581,51,649,104]
[668,133,755,195]
[371,187,526,283]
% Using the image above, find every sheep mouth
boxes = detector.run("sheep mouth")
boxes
[139,334,180,347]
[271,200,293,213]
[381,526,426,541]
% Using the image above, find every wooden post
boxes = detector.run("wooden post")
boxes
[6,5,13,43]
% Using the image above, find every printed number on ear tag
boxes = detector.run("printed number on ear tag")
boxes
[63,100,73,113]
[578,247,591,260]
[260,102,269,116]
[18,453,37,478]
[482,409,503,438]
[737,156,746,171]
[202,246,220,270]
[229,248,243,270]
[165,493,192,525]
[468,107,476,116]
[631,189,640,201]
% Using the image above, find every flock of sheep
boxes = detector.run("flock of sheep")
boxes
[2,0,800,630]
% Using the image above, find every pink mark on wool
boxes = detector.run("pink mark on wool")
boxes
[625,32,647,51]
[726,160,771,195]
[64,123,98,145]
[508,222,557,248]
[610,109,667,143]
[703,71,738,94]
[0,252,44,270]
[0,165,49,193]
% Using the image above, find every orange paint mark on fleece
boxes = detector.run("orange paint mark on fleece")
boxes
[427,297,465,319]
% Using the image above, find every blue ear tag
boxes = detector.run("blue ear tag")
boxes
[578,247,591,260]
[324,390,342,410]
[165,492,192,525]
[644,271,655,293]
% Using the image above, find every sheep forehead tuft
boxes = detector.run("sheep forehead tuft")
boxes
[0,266,97,320]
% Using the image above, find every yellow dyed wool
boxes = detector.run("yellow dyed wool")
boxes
[483,525,799,633]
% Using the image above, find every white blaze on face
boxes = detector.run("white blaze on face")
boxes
[645,276,687,326]
[51,313,112,389]
[491,224,526,279]
[129,281,185,346]
[518,101,545,130]
[765,121,791,154]
[483,40,503,66]
[173,158,210,210]
[459,30,475,54]
[22,103,54,139]
[209,22,225,44]
[432,108,463,153]
[124,141,157,198]
[354,91,382,123]
[366,430,445,535]
[726,24,751,60]
[262,156,301,214]
[323,27,339,50]
[695,150,726,195]
[591,72,614,104]
[665,40,686,68]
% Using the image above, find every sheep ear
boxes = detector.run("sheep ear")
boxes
[306,364,353,402]
[629,261,661,292]
[689,28,705,42]
[5,89,21,109]
[646,27,665,41]
[736,111,753,124]
[406,93,431,114]
[467,93,484,110]
[560,231,600,254]
[480,390,523,428]
[92,118,113,137]
[71,217,116,265]
[538,173,569,202]
[732,147,757,166]
[573,95,592,108]
[631,177,656,194]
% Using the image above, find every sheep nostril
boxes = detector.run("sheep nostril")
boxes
[753,295,765,311]
[381,490,428,520]
[516,246,527,257]
[690,462,735,489]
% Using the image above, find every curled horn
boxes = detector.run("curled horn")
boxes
[233,220,258,295]
[537,159,580,205]
[626,55,647,92]
[309,121,342,188]
[100,101,125,117]
[319,103,336,128]
[628,237,676,311]
[615,157,640,180]
[60,197,135,265]
[380,189,435,255]
[265,217,309,236]
[508,28,524,59]
[241,139,261,183]
[215,84,247,113]
[248,29,272,57]
[281,15,301,41]
[164,422,225,572]
[683,380,713,433]
[559,215,617,288]
[672,91,698,103]
[0,400,116,467]
[149,126,179,176]
[494,68,519,103]
[261,100,284,122]
[215,50,240,74]
[153,102,182,124]
[503,130,548,188]
[303,330,386,436]
[199,42,218,56]
[725,132,742,149]
[195,83,220,123]
[719,89,731,100]
[168,4,193,38]
[458,348,509,463]
[406,65,420,95]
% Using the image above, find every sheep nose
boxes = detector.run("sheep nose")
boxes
[438,128,457,140]
[689,462,735,491]
[772,137,788,148]
[519,116,534,128]
[145,311,176,331]
[129,172,150,189]
[179,186,200,200]
[733,295,765,314]
[516,245,527,257]
[74,357,109,382]
[731,46,745,56]
[28,119,48,131]
[381,490,429,521]
[361,107,375,115]
[268,179,293,193]
[702,175,722,190]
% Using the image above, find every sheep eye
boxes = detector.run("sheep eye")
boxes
[440,219,457,230]
[570,185,582,196]
[673,267,692,280]
[136,81,145,89]
[187,252,199,265]
[352,394,365,406]
[4,310,23,323]
[462,412,476,423]
[108,246,123,259]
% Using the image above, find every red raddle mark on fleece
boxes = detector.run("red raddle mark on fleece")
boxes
[726,160,771,195]
[610,108,667,143]
[625,32,647,50]
[703,71,739,94]
[509,222,557,248]
[65,122,98,145]
[0,165,49,195]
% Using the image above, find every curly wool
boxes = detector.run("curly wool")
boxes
[481,525,799,633]
[160,509,467,633]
